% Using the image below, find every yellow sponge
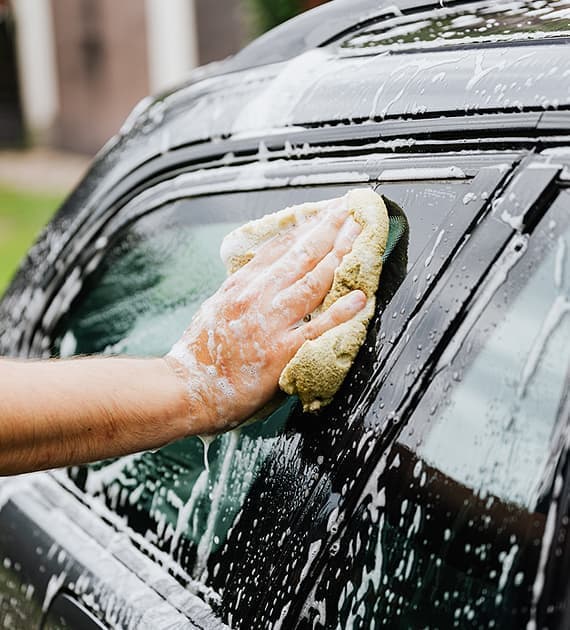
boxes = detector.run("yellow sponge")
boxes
[220,188,389,412]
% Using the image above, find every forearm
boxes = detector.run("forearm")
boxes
[0,357,193,475]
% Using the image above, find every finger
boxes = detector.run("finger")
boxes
[245,212,322,271]
[219,213,325,297]
[333,214,363,255]
[249,195,351,271]
[275,217,362,323]
[291,290,367,345]
[268,209,356,290]
[218,214,322,293]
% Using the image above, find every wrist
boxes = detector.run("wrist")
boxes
[161,354,213,436]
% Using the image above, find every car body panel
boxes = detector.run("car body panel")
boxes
[0,474,227,629]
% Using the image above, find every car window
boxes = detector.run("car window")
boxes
[51,177,475,589]
[313,191,570,630]
[417,229,569,509]
[54,181,463,357]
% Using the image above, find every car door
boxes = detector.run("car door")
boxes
[0,140,525,629]
[244,160,570,629]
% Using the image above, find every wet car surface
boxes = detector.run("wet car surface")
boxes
[0,0,570,628]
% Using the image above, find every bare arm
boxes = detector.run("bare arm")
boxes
[0,207,364,475]
[0,357,189,474]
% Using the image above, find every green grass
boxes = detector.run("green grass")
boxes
[0,186,64,297]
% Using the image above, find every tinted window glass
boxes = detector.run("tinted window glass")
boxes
[324,193,570,629]
[0,560,42,629]
[52,179,469,587]
[418,232,569,509]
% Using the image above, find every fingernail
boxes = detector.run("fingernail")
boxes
[349,290,367,310]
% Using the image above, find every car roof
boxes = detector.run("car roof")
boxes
[225,0,570,73]
[143,0,570,150]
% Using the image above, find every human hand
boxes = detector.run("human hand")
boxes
[165,204,366,435]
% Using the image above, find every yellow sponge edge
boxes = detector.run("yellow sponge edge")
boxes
[220,188,389,412]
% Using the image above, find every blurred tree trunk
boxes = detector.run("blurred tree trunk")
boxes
[303,0,329,8]
[0,0,24,146]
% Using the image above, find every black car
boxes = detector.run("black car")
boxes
[1,0,570,628]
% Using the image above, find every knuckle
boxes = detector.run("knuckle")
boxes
[224,294,250,319]
[302,322,317,341]
[271,293,284,312]
[335,237,352,256]
[269,232,295,257]
[276,267,296,287]
[326,251,342,271]
[299,244,320,267]
[221,274,241,292]
[302,273,321,296]
[328,303,347,326]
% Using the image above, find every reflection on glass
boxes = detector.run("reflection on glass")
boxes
[420,226,570,508]
[59,220,241,357]
[54,204,300,584]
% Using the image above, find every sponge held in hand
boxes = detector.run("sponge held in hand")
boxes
[220,188,390,413]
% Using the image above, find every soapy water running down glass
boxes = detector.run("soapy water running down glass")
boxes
[0,201,365,474]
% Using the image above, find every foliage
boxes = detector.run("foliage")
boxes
[0,186,62,296]
[247,0,304,34]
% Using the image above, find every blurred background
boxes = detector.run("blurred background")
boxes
[0,0,330,295]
